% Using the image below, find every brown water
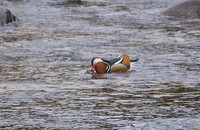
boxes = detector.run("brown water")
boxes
[0,0,200,129]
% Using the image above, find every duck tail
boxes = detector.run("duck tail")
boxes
[130,58,139,62]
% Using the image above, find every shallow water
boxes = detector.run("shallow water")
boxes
[0,0,200,129]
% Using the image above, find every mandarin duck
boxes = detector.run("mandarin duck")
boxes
[86,53,138,74]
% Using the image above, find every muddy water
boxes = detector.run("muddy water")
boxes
[0,0,200,129]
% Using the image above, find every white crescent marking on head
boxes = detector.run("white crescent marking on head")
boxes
[93,58,103,65]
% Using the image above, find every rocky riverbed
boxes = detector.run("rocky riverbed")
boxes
[0,0,200,129]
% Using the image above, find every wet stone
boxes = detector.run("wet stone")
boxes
[164,0,200,18]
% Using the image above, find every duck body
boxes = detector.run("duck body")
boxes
[87,53,135,74]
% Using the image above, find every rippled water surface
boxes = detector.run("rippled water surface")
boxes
[0,0,200,129]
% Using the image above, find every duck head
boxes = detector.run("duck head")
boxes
[86,57,110,74]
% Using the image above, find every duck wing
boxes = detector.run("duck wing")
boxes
[108,58,122,66]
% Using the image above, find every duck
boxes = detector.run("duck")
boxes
[86,53,138,74]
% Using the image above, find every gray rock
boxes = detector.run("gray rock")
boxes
[0,6,18,25]
[164,0,200,18]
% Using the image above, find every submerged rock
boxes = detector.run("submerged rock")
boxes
[164,0,200,18]
[0,6,18,25]
[69,0,81,2]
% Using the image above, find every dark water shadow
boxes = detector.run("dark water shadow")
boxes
[49,0,109,8]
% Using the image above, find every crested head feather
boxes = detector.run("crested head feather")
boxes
[91,57,104,66]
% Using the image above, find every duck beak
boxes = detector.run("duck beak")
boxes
[85,66,96,74]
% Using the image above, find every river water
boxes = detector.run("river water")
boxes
[0,0,200,129]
